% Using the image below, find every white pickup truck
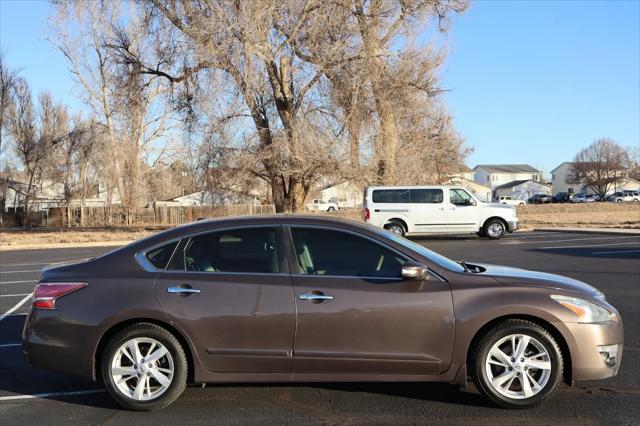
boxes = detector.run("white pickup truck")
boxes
[498,196,526,206]
[363,185,519,239]
[306,199,338,212]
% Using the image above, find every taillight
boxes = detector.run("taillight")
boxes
[364,208,370,221]
[33,282,87,310]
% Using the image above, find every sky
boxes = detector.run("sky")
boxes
[1,0,639,177]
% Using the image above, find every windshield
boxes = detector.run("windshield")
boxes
[379,229,466,273]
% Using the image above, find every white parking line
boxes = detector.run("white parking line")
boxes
[0,270,42,274]
[0,343,21,348]
[0,389,104,401]
[592,249,640,255]
[540,242,640,250]
[0,293,33,321]
[0,280,37,285]
[0,293,31,297]
[500,236,639,245]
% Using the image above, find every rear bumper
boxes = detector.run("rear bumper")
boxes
[22,309,95,381]
[554,320,624,381]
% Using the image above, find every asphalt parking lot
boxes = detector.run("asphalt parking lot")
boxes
[0,231,639,425]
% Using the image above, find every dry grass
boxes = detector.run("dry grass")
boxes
[1,204,638,250]
[517,203,640,229]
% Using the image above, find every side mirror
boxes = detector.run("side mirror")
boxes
[401,261,428,280]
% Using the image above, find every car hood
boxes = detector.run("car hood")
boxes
[469,262,603,298]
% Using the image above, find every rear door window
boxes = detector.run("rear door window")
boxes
[173,227,282,273]
[409,189,443,203]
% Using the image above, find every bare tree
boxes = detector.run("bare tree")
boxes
[569,138,630,199]
[0,50,21,156]
[7,79,69,228]
[51,1,170,223]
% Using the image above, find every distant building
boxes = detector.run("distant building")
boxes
[473,164,542,189]
[492,179,552,201]
[155,190,262,207]
[317,181,363,209]
[551,162,640,195]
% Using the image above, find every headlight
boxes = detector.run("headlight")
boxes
[550,295,617,323]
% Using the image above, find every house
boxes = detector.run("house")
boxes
[551,162,640,195]
[473,164,542,189]
[493,180,552,201]
[317,181,363,208]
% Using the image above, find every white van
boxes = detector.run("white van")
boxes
[363,185,519,239]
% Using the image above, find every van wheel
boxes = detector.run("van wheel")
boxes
[471,319,563,408]
[483,219,506,239]
[385,222,406,237]
[327,206,336,212]
[101,323,187,411]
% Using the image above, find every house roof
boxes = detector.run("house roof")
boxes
[550,161,575,173]
[473,164,540,174]
[493,179,551,190]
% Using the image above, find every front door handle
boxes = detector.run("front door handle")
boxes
[299,292,334,303]
[167,286,201,295]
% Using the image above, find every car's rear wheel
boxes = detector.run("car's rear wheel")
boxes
[483,219,506,239]
[101,323,187,411]
[472,319,563,408]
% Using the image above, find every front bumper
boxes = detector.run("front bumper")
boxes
[507,219,518,232]
[555,320,624,381]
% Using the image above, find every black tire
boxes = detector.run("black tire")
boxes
[483,218,506,239]
[385,221,406,237]
[471,319,563,409]
[101,323,188,411]
[476,229,486,238]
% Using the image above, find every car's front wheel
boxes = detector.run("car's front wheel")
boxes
[101,323,188,411]
[483,219,506,239]
[472,319,563,408]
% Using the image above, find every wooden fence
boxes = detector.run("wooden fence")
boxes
[39,204,277,228]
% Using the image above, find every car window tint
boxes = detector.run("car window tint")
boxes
[372,189,410,203]
[291,228,406,277]
[409,189,443,204]
[146,241,179,269]
[181,228,280,273]
[450,189,472,205]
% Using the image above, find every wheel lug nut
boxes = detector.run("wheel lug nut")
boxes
[508,367,513,371]
[520,358,524,362]
[148,363,153,368]
[510,358,515,362]
[516,372,520,376]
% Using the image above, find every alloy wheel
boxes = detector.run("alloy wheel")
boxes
[487,222,505,238]
[485,334,552,400]
[110,337,175,401]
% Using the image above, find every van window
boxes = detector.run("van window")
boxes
[372,189,410,203]
[409,189,443,204]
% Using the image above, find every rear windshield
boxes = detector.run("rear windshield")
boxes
[372,189,443,204]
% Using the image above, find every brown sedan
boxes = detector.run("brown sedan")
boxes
[22,215,623,410]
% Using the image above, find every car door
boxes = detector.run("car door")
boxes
[287,226,455,375]
[407,188,450,233]
[155,225,296,373]
[445,188,480,232]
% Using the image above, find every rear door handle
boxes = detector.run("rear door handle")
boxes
[167,286,201,295]
[299,292,334,303]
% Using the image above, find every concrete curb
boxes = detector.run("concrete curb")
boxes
[0,240,133,252]
[533,227,640,235]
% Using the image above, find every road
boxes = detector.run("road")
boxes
[1,231,639,425]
